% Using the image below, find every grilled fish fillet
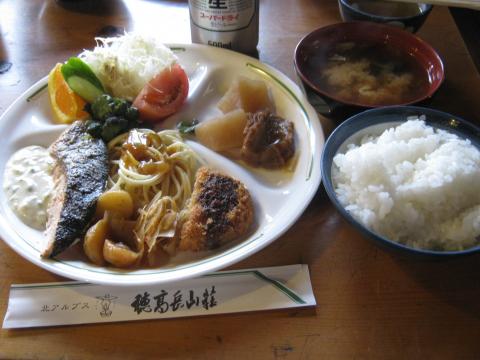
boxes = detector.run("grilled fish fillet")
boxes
[42,121,108,258]
[178,167,254,251]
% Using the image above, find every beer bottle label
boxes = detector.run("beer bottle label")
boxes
[189,0,257,32]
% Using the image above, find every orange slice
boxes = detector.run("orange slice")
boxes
[48,63,89,124]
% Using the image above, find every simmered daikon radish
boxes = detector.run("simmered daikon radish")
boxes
[195,109,248,151]
[217,77,274,114]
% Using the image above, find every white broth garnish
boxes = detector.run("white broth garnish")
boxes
[3,146,54,230]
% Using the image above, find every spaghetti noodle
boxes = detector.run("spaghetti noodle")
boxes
[107,129,200,258]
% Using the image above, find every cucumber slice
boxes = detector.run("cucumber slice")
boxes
[66,76,104,103]
[61,57,105,103]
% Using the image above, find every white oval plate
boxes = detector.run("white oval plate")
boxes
[0,44,324,286]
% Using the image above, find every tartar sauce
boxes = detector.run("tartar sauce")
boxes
[3,146,55,230]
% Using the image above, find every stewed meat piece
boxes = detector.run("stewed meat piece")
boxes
[241,111,295,169]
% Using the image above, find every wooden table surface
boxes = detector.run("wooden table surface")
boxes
[1,0,480,358]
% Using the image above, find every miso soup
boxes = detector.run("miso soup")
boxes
[309,41,431,106]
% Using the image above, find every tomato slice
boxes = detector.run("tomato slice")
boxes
[133,63,189,122]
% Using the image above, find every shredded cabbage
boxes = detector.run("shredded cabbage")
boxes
[79,33,178,101]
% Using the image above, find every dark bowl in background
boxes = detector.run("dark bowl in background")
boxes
[338,0,433,33]
[321,106,480,257]
[294,22,444,121]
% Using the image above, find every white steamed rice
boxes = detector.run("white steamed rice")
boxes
[333,118,480,251]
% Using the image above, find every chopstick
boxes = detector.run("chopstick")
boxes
[385,0,480,10]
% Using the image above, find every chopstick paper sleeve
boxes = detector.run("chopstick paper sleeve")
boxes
[2,264,316,328]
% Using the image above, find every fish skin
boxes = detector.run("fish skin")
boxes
[42,121,108,258]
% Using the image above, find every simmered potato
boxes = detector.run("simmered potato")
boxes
[83,219,109,266]
[110,218,139,251]
[195,109,248,151]
[95,190,134,219]
[103,239,140,268]
[217,76,274,114]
